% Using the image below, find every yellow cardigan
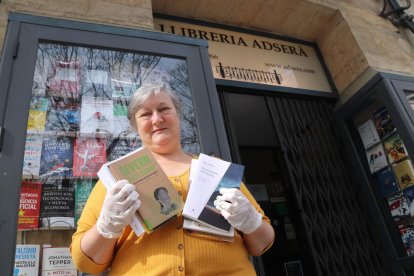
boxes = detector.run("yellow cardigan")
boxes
[71,169,272,275]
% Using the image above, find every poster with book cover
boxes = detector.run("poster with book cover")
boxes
[111,78,138,99]
[376,167,399,197]
[403,185,414,219]
[26,97,49,135]
[399,224,414,257]
[112,99,138,139]
[45,96,80,136]
[82,63,112,99]
[388,191,411,224]
[14,244,40,276]
[73,138,106,177]
[393,159,414,190]
[183,154,245,233]
[74,179,96,225]
[39,137,73,178]
[383,133,408,163]
[47,61,81,99]
[40,179,75,229]
[107,138,141,161]
[41,247,77,276]
[18,180,42,230]
[98,147,184,234]
[373,107,396,139]
[357,119,380,149]
[365,143,388,174]
[80,96,113,138]
[22,135,43,178]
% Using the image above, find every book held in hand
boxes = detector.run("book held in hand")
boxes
[183,154,244,236]
[97,147,184,235]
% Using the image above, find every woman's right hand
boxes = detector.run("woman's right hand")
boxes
[97,180,140,239]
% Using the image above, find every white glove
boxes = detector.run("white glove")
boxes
[214,188,262,234]
[97,180,141,239]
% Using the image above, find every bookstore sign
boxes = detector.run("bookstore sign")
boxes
[154,18,333,93]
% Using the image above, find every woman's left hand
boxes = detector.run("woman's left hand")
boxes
[214,188,262,234]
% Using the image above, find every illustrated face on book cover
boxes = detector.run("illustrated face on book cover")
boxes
[154,187,177,215]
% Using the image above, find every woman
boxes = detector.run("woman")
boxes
[71,83,275,275]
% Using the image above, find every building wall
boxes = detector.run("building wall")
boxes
[0,0,413,102]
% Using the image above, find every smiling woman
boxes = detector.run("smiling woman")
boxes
[70,82,274,275]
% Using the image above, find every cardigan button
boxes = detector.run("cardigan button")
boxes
[178,266,184,272]
[178,191,183,196]
[178,243,183,250]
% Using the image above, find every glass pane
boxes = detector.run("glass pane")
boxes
[351,98,414,258]
[16,42,200,273]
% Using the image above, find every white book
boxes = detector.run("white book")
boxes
[41,247,77,276]
[22,135,43,178]
[357,119,380,149]
[14,244,40,276]
[80,96,113,138]
[183,154,244,234]
[183,159,235,238]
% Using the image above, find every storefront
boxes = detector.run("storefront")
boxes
[0,1,414,275]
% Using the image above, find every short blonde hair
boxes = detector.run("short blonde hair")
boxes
[127,83,182,131]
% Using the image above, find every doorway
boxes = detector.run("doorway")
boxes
[220,91,315,276]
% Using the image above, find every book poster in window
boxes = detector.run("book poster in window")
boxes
[399,224,414,256]
[383,133,408,163]
[366,143,388,174]
[373,107,395,139]
[376,167,399,197]
[393,159,414,190]
[357,119,380,149]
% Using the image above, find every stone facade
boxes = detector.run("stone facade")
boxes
[0,0,413,100]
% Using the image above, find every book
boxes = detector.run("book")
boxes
[73,138,107,177]
[376,167,399,197]
[14,244,40,276]
[47,61,81,99]
[41,247,77,276]
[18,180,42,230]
[22,135,43,179]
[82,63,112,99]
[373,107,396,139]
[98,147,184,234]
[39,137,73,178]
[383,133,408,163]
[388,191,411,224]
[365,143,388,174]
[400,224,414,257]
[40,179,75,229]
[80,96,113,138]
[45,96,80,136]
[107,138,141,161]
[74,179,97,226]
[183,154,244,233]
[111,78,138,99]
[112,99,139,139]
[403,185,414,219]
[393,159,414,190]
[26,97,49,135]
[357,119,380,149]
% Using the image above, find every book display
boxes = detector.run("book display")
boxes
[41,247,77,276]
[14,244,40,276]
[354,103,414,259]
[13,40,204,275]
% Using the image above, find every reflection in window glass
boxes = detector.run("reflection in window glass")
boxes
[19,43,200,232]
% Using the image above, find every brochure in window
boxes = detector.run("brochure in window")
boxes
[365,143,388,174]
[383,133,408,163]
[373,107,396,139]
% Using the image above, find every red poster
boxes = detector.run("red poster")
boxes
[73,138,106,177]
[18,180,42,230]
